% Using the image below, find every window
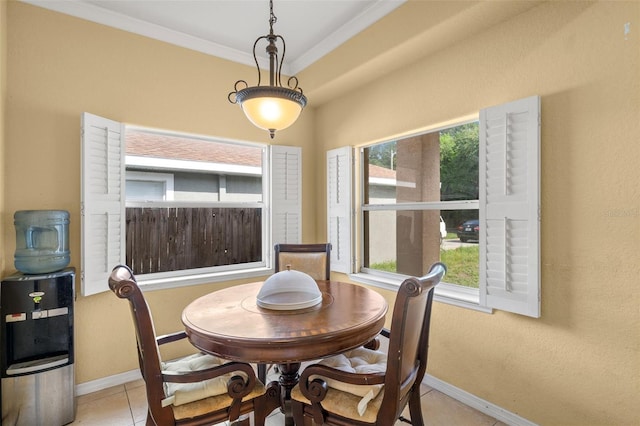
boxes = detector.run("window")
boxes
[361,122,480,287]
[329,96,540,317]
[123,129,265,277]
[80,113,301,296]
[125,171,174,201]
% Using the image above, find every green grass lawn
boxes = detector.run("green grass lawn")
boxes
[440,245,479,287]
[370,243,479,288]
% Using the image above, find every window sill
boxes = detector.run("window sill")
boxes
[349,273,492,314]
[137,267,273,291]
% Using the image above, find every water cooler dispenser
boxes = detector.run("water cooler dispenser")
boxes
[13,210,70,275]
[1,269,75,425]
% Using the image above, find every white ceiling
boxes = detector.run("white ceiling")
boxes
[23,0,406,75]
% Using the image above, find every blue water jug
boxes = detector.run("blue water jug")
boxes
[14,210,70,274]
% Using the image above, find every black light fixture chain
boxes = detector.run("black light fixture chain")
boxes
[227,0,307,138]
[269,0,277,35]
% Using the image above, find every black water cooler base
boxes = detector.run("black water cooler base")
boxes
[1,268,76,426]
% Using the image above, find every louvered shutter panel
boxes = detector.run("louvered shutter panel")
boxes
[479,96,540,317]
[271,146,301,246]
[81,113,125,296]
[327,147,353,274]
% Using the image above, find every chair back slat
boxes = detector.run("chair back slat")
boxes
[274,243,332,280]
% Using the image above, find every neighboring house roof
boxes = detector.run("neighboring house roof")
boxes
[369,164,396,179]
[126,131,261,167]
[127,132,397,181]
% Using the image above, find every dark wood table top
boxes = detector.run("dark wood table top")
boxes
[182,280,388,364]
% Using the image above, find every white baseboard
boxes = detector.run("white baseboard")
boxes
[76,369,142,396]
[76,369,535,426]
[423,374,537,426]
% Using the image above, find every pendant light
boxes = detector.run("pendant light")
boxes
[228,0,307,139]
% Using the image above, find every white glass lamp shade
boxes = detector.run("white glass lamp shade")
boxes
[236,86,307,136]
[241,97,302,131]
[257,269,322,310]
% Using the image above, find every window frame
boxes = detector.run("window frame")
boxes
[352,118,485,311]
[123,126,269,283]
[125,170,175,201]
[338,95,541,317]
[80,113,301,296]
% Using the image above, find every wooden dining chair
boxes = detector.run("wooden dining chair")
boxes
[290,262,446,426]
[108,265,280,426]
[257,243,332,383]
[276,242,369,356]
[274,243,332,280]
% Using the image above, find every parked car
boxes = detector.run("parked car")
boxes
[456,219,479,242]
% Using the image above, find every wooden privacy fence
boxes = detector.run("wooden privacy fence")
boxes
[126,207,262,274]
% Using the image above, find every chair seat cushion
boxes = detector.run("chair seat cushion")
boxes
[305,347,387,416]
[291,381,385,423]
[172,380,268,421]
[161,352,249,407]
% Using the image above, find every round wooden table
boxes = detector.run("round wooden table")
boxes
[182,280,388,425]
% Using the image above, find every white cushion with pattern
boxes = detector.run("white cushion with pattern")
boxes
[311,347,387,415]
[161,353,247,407]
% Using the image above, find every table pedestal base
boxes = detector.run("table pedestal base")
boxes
[278,362,301,426]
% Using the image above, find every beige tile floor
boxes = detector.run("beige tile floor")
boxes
[70,378,507,426]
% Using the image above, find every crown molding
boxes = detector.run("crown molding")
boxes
[288,0,405,75]
[20,0,405,75]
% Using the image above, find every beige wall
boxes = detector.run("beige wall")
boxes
[3,1,319,389]
[3,1,639,425]
[1,0,7,273]
[310,1,639,425]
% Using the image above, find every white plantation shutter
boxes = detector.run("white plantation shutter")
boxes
[81,113,125,296]
[327,147,353,274]
[271,145,301,246]
[479,96,540,317]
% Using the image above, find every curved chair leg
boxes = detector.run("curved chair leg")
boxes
[145,411,156,426]
[408,389,424,426]
[258,363,279,384]
[258,363,267,383]
[291,400,313,426]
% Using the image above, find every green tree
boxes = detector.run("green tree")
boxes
[440,122,479,201]
[365,123,479,201]
[368,140,397,169]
